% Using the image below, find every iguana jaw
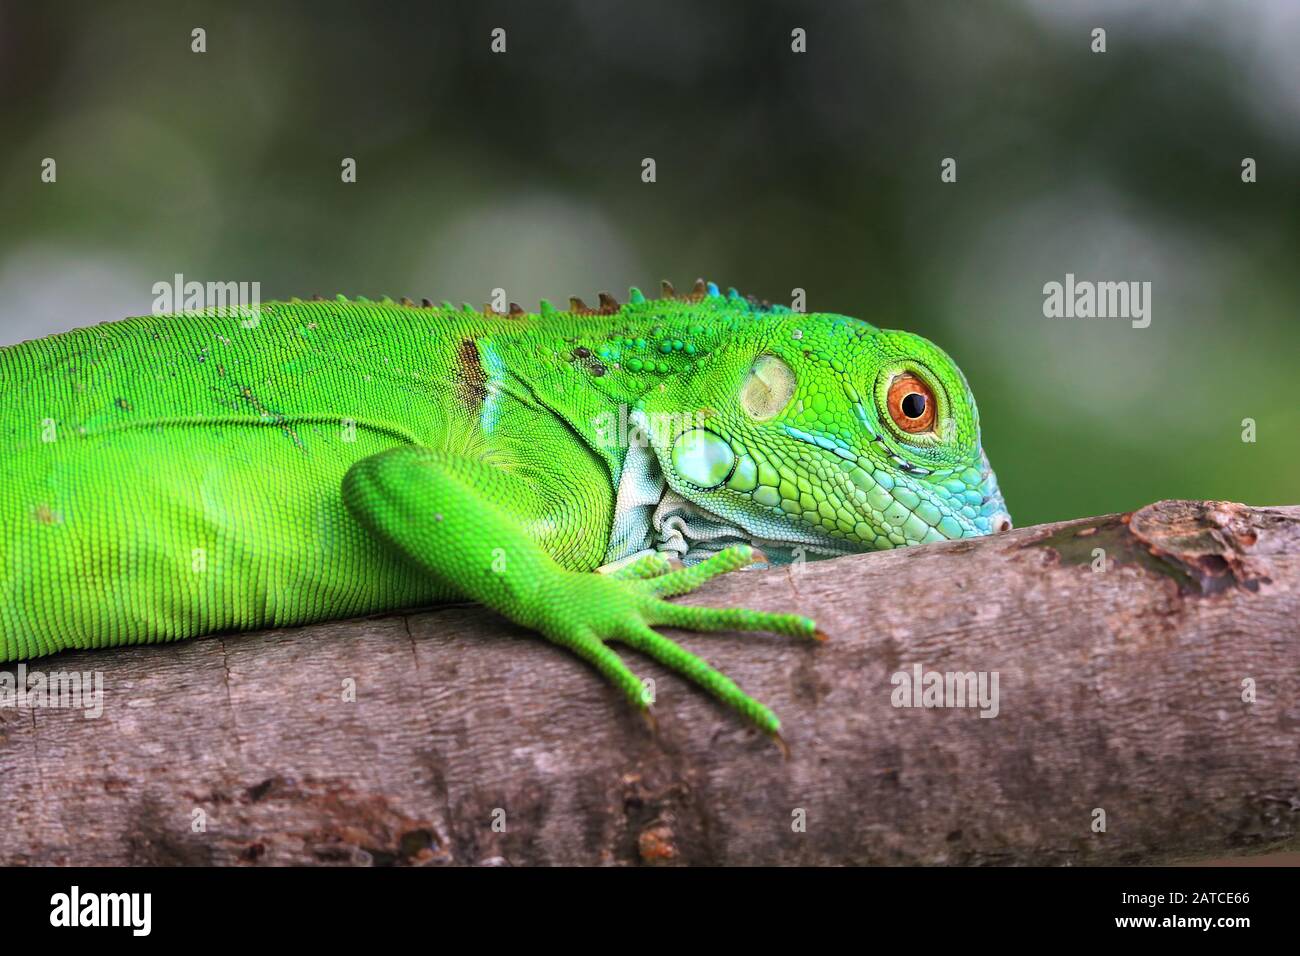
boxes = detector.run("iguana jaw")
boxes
[604,411,854,568]
[635,405,1011,558]
[787,432,1013,542]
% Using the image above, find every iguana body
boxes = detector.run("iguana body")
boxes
[0,280,1009,737]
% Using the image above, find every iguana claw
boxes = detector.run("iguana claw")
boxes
[543,545,821,739]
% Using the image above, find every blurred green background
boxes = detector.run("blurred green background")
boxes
[1,0,1296,526]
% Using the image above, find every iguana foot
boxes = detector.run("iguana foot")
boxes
[602,551,683,580]
[540,545,822,738]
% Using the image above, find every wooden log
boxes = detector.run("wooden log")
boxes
[1,499,1297,865]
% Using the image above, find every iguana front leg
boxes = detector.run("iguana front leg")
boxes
[341,445,821,738]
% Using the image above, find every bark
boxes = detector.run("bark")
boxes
[1,499,1297,866]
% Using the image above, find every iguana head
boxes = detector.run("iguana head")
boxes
[637,305,1011,559]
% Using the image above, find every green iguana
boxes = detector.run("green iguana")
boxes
[0,279,1010,741]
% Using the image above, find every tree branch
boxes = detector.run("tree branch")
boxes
[1,500,1297,865]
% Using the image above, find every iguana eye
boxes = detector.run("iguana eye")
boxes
[887,373,935,433]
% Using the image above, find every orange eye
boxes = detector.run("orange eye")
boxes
[886,373,935,433]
